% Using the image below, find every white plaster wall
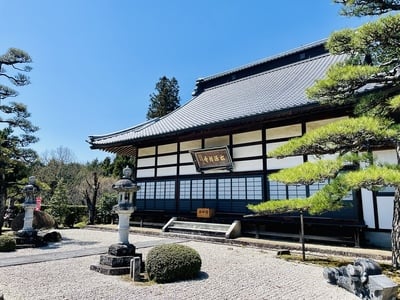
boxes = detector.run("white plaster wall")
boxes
[367,149,395,230]
[203,169,231,174]
[158,143,177,154]
[266,124,301,140]
[179,164,197,175]
[361,189,375,229]
[137,157,155,168]
[267,156,303,170]
[234,159,263,172]
[233,130,262,144]
[138,146,156,157]
[180,153,193,164]
[157,166,177,177]
[137,168,155,178]
[374,149,397,164]
[233,145,263,159]
[307,154,338,162]
[204,135,229,147]
[266,141,304,169]
[180,140,202,151]
[377,196,393,230]
[266,141,286,153]
[306,116,348,132]
[157,154,177,166]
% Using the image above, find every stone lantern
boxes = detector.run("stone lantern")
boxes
[91,166,143,276]
[18,176,38,236]
[111,165,139,245]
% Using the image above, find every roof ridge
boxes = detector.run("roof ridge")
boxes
[202,52,332,93]
[199,39,328,83]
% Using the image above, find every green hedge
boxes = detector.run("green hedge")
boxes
[40,205,87,227]
[146,244,202,283]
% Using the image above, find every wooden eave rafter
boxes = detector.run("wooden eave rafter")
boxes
[92,144,137,157]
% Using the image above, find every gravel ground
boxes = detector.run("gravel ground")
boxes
[0,229,359,300]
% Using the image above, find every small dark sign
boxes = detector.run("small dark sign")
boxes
[190,146,233,172]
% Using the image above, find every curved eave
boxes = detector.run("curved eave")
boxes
[88,101,353,156]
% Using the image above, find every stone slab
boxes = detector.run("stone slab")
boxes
[100,254,134,267]
[90,264,130,276]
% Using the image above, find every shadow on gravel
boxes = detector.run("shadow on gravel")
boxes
[131,271,209,286]
[33,237,101,251]
[196,271,209,281]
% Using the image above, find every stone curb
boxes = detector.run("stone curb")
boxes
[86,225,392,263]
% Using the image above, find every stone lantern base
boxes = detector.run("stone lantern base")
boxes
[15,229,47,248]
[90,243,144,276]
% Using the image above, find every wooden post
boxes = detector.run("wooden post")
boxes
[300,211,305,261]
[130,257,141,281]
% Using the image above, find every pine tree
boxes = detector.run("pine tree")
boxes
[112,155,136,178]
[0,48,38,233]
[146,76,180,120]
[248,1,400,267]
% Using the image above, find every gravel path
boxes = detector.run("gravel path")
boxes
[0,229,358,300]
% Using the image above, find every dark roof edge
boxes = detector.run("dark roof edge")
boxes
[88,118,159,142]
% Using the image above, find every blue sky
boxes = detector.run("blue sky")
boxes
[1,0,373,163]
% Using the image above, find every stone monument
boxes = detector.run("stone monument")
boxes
[323,258,398,299]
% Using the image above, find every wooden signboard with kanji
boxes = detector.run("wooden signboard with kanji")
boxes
[190,146,233,172]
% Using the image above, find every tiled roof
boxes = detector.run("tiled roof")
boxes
[88,41,346,149]
[196,39,329,84]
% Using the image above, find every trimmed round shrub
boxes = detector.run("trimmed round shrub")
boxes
[146,244,202,283]
[0,234,16,252]
[11,210,57,231]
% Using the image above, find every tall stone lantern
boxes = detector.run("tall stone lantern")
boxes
[18,176,38,237]
[91,166,142,276]
[110,166,139,250]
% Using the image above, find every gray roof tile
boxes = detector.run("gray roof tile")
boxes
[89,42,346,148]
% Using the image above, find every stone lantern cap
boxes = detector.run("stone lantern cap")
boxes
[23,176,38,204]
[112,166,140,192]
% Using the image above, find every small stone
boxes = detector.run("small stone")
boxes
[42,231,62,242]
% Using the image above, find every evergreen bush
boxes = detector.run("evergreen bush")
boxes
[11,210,56,231]
[0,235,16,252]
[96,193,117,224]
[146,244,202,283]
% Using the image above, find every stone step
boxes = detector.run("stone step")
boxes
[169,221,230,233]
[162,218,241,239]
[90,264,131,276]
